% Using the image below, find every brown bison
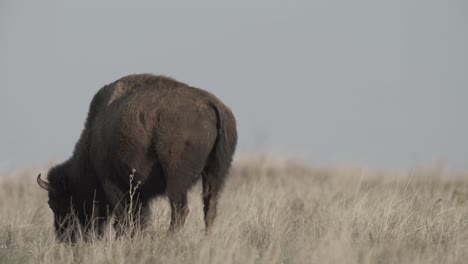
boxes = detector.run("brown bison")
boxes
[37,74,237,241]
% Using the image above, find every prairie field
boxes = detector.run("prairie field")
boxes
[1,154,468,264]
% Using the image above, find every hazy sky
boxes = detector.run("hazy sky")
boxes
[1,0,467,171]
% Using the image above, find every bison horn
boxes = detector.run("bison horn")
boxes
[37,174,50,191]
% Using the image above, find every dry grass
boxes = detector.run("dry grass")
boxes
[1,154,468,264]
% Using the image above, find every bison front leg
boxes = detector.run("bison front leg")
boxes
[101,178,150,236]
[82,200,109,240]
[168,191,189,232]
[113,201,151,237]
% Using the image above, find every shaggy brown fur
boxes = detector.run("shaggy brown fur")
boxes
[38,74,237,241]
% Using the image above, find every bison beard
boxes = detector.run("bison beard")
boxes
[37,74,237,242]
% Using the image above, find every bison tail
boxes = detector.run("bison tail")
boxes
[208,101,237,178]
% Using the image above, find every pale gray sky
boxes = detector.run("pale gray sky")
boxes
[1,0,467,171]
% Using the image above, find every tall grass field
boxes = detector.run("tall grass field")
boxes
[1,155,467,264]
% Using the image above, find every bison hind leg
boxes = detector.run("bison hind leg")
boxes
[201,170,224,233]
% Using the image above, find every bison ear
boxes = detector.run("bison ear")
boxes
[37,174,51,191]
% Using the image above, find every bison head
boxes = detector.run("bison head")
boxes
[37,166,79,242]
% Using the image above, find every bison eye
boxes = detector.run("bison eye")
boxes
[47,200,57,209]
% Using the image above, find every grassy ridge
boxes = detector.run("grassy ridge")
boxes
[1,155,467,264]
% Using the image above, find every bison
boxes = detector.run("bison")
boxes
[36,74,237,241]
